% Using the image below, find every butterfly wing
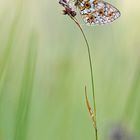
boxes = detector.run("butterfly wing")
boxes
[77,0,121,25]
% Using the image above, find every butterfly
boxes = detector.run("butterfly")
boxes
[75,0,121,25]
[59,0,121,25]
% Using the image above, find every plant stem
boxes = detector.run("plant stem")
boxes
[70,16,98,140]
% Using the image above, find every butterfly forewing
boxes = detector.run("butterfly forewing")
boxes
[77,0,121,25]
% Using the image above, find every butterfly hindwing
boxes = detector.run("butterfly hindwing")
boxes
[77,0,121,25]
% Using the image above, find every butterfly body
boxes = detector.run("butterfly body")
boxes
[75,0,121,25]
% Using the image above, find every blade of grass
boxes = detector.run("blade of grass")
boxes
[0,0,23,101]
[14,31,38,140]
[123,61,140,122]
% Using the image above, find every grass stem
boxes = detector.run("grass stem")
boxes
[69,16,98,140]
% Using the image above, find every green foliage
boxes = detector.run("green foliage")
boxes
[0,0,140,140]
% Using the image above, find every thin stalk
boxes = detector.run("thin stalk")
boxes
[70,16,98,140]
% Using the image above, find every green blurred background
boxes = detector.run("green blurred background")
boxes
[0,0,140,140]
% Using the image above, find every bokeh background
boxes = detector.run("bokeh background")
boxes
[0,0,140,140]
